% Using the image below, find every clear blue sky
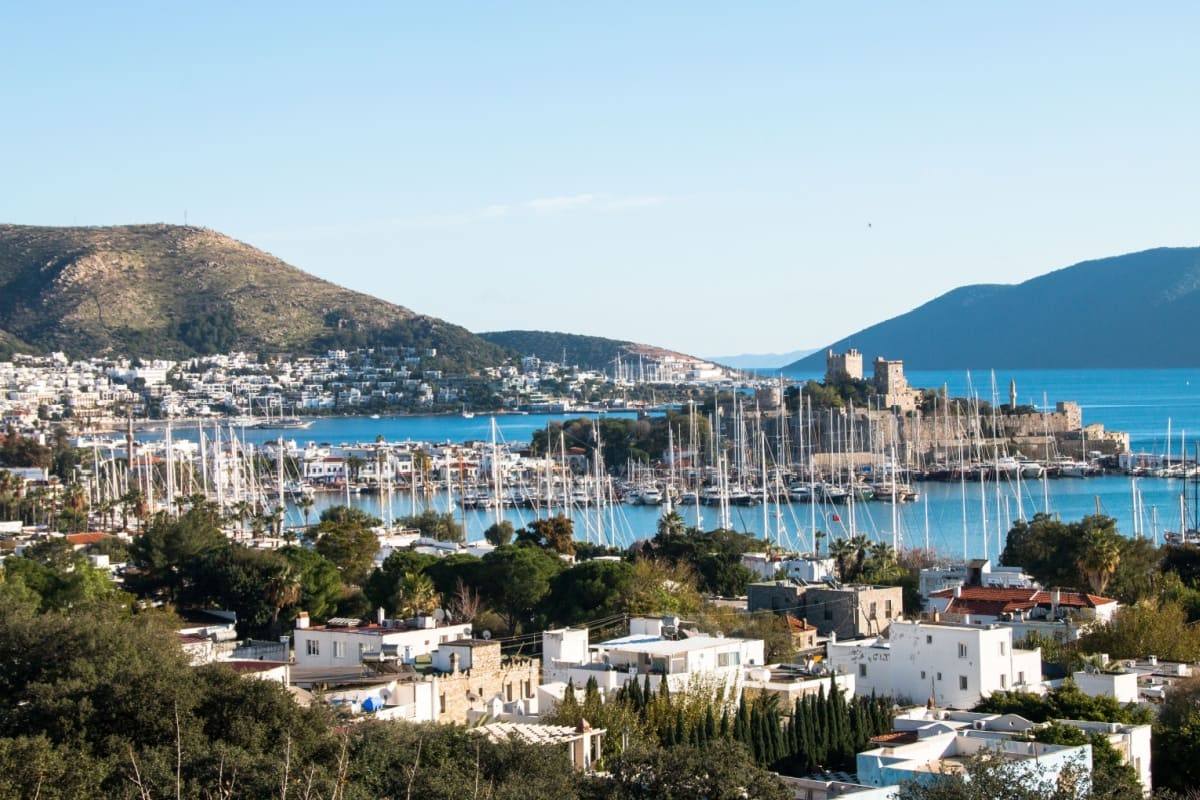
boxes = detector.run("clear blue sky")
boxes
[3,3,1198,357]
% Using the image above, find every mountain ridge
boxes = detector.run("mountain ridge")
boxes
[787,247,1200,372]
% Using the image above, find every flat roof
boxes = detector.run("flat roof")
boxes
[596,636,748,656]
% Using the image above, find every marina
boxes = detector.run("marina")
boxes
[71,365,1200,557]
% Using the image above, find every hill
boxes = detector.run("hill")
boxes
[0,224,510,367]
[786,247,1200,372]
[478,330,703,372]
[707,348,819,370]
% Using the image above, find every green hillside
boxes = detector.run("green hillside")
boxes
[0,224,510,368]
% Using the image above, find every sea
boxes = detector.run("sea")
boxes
[148,367,1200,558]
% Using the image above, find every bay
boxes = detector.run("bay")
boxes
[148,369,1200,558]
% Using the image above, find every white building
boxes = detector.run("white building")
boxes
[542,616,765,696]
[740,552,836,583]
[856,729,1091,795]
[919,559,1037,600]
[891,707,1152,797]
[1069,669,1139,705]
[827,620,1043,708]
[293,613,472,668]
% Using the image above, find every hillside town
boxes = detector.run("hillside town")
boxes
[2,362,1197,798]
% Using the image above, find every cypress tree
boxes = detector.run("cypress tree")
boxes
[735,697,751,744]
[705,704,717,742]
[674,707,687,748]
[750,703,766,765]
[719,706,731,738]
[627,676,642,712]
[560,679,579,724]
[643,674,653,707]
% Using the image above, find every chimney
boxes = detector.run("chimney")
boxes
[829,631,837,645]
[376,607,386,626]
[953,585,962,598]
[1051,589,1061,617]
[450,652,459,675]
[295,612,310,630]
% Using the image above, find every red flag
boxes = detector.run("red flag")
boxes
[831,514,841,523]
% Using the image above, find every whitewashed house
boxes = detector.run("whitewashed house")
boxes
[293,613,472,668]
[542,616,764,696]
[827,620,1043,708]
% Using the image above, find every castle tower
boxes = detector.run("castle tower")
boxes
[825,348,863,382]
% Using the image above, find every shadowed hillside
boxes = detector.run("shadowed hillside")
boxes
[788,247,1200,371]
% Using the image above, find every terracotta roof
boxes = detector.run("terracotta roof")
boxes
[785,615,817,633]
[930,586,1116,615]
[870,730,919,745]
[66,532,110,546]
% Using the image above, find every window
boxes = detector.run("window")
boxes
[920,670,926,680]
[825,606,833,621]
[506,682,513,701]
[718,652,741,668]
[937,672,943,681]
[1000,674,1007,688]
[859,663,868,677]
[926,635,933,644]
[439,693,446,714]
[1018,671,1025,685]
[958,642,968,658]
[333,641,345,659]
[885,599,893,618]
[306,639,320,657]
[869,601,877,618]
[959,675,968,691]
[1000,641,1006,656]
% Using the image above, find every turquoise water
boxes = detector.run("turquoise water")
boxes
[154,370,1200,557]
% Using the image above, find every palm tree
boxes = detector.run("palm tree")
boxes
[813,529,826,556]
[397,571,440,619]
[866,541,898,582]
[1077,529,1121,595]
[828,538,856,581]
[657,510,686,539]
[264,563,302,626]
[849,534,870,581]
[61,483,88,532]
[411,449,432,498]
[298,494,315,530]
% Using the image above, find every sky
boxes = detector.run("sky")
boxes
[3,3,1199,358]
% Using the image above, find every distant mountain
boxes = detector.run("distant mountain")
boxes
[708,349,819,370]
[0,224,510,367]
[478,330,705,372]
[786,247,1200,372]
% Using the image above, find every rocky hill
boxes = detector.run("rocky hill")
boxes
[787,247,1200,371]
[0,224,510,367]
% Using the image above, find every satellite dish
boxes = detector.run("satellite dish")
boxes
[481,630,492,640]
[433,608,446,622]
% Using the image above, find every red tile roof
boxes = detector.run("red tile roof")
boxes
[66,532,110,546]
[930,586,1116,616]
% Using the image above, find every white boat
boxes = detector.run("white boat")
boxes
[639,485,664,505]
